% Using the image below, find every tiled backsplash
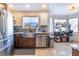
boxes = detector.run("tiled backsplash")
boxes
[13,26,22,32]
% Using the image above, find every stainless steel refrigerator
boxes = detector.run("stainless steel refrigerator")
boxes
[0,8,14,56]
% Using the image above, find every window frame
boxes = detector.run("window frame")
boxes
[22,16,40,29]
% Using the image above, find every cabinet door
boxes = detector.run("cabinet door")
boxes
[36,35,47,47]
[22,37,35,48]
[14,34,19,47]
[27,38,35,48]
[14,34,22,48]
[18,38,24,48]
[36,35,41,47]
[22,38,28,48]
[41,36,46,47]
[14,34,35,48]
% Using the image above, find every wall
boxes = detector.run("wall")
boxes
[73,33,79,42]
[12,11,48,26]
[0,3,7,10]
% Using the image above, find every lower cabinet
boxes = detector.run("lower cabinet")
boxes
[14,34,35,48]
[72,48,79,56]
[35,34,49,48]
[23,38,35,48]
[14,34,21,48]
[14,34,49,48]
[36,35,46,47]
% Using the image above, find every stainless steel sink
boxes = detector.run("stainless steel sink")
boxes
[21,33,34,38]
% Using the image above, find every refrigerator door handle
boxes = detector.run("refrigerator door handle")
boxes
[0,9,6,38]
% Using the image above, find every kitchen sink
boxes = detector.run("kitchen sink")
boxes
[21,33,34,38]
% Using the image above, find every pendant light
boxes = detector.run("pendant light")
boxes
[69,4,78,12]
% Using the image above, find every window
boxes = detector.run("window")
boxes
[54,19,67,32]
[69,18,78,32]
[49,18,54,32]
[49,18,67,32]
[22,17,39,29]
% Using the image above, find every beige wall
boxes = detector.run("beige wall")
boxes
[0,3,7,10]
[73,33,79,42]
[12,11,48,26]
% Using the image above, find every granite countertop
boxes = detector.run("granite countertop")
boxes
[34,32,49,34]
[14,32,49,38]
[14,32,25,34]
[71,43,79,51]
[14,32,49,34]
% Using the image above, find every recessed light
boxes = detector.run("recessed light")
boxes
[42,4,47,8]
[26,4,30,8]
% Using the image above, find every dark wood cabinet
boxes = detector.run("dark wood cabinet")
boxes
[22,37,36,48]
[14,33,49,48]
[14,34,21,48]
[72,48,79,56]
[14,34,35,48]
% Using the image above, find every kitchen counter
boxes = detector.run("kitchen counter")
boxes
[71,42,79,56]
[14,32,25,34]
[14,32,49,38]
[14,32,49,34]
[14,32,50,48]
[34,32,49,35]
[14,32,34,38]
[71,43,79,51]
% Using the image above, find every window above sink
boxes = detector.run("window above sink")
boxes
[22,16,39,32]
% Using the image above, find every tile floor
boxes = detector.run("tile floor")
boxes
[14,49,35,56]
[35,42,72,56]
[14,42,76,56]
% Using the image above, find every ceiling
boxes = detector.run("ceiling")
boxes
[8,3,79,16]
[8,3,48,11]
[49,3,79,16]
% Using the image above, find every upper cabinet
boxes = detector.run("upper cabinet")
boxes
[40,13,48,25]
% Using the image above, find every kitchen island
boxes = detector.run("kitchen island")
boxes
[14,32,35,48]
[14,32,50,48]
